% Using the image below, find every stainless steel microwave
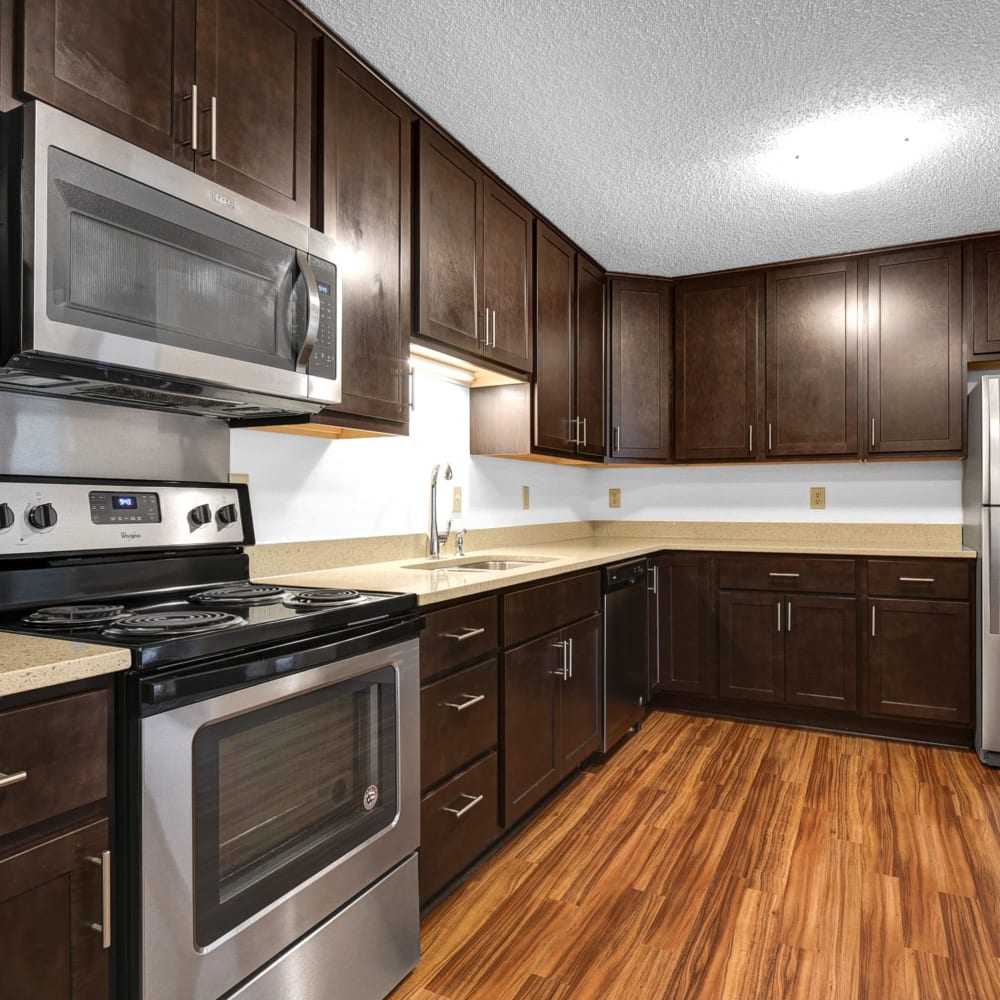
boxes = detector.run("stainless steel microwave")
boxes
[0,102,341,420]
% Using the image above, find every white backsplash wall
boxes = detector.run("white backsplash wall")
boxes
[233,376,964,544]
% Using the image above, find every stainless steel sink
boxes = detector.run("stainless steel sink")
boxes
[401,555,553,572]
[459,559,536,571]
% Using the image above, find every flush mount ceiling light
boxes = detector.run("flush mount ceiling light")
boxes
[760,109,956,194]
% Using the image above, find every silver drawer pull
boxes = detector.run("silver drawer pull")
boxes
[442,626,486,642]
[898,577,935,583]
[86,851,111,949]
[441,792,484,818]
[768,572,800,578]
[0,770,27,789]
[440,693,485,712]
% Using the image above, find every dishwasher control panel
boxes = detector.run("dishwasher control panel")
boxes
[604,558,649,589]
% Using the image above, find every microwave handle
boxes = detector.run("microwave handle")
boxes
[294,249,321,374]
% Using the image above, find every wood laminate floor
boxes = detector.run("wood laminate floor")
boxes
[391,710,1000,999]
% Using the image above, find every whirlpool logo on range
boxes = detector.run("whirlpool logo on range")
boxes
[120,531,142,541]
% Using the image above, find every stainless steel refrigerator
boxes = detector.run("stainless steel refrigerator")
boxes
[963,375,1000,764]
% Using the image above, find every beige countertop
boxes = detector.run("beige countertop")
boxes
[0,633,130,698]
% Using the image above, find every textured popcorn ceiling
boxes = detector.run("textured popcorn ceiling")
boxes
[301,0,999,276]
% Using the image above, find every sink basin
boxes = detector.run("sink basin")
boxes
[401,555,553,572]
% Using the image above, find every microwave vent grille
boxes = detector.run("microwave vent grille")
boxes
[73,384,257,414]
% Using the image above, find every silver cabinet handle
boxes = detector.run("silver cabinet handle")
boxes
[768,572,800,578]
[614,425,621,452]
[551,640,569,680]
[787,600,791,632]
[0,769,27,789]
[570,416,580,447]
[491,309,497,348]
[871,605,876,637]
[440,692,486,712]
[749,424,754,452]
[182,84,199,151]
[871,417,876,449]
[441,792,484,818]
[768,423,772,451]
[209,95,217,161]
[648,565,658,594]
[899,577,935,583]
[408,367,415,410]
[442,626,486,642]
[567,636,574,679]
[294,249,321,373]
[579,417,587,449]
[86,851,111,949]
[777,601,782,632]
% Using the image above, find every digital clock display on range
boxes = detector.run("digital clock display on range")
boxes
[112,495,137,509]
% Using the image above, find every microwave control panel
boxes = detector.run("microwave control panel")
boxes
[308,256,338,380]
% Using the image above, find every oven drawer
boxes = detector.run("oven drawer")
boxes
[718,556,856,594]
[867,559,970,600]
[421,597,499,681]
[421,658,498,792]
[0,690,107,839]
[419,752,501,904]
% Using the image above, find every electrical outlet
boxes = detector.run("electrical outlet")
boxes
[522,485,530,510]
[452,486,462,513]
[810,486,826,510]
[608,488,622,509]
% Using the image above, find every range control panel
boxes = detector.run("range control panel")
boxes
[0,478,250,556]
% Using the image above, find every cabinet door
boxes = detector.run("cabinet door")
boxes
[718,590,784,702]
[868,599,971,723]
[194,0,315,222]
[765,259,858,457]
[482,179,533,374]
[320,41,412,425]
[969,236,1000,357]
[575,257,607,458]
[675,271,763,461]
[560,615,602,771]
[610,278,672,461]
[784,594,857,711]
[503,634,561,825]
[22,0,195,164]
[416,124,483,354]
[534,222,576,455]
[0,819,109,1000]
[867,244,963,455]
[655,553,715,697]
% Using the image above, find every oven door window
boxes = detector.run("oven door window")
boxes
[192,666,398,946]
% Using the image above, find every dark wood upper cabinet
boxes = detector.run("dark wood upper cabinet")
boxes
[968,235,1000,358]
[674,270,763,462]
[610,278,672,461]
[318,40,412,427]
[482,178,533,373]
[415,124,533,376]
[21,0,196,164]
[867,243,963,456]
[194,0,315,222]
[534,222,576,454]
[765,259,858,458]
[21,0,314,220]
[575,256,606,458]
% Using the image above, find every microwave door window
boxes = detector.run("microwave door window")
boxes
[45,147,299,371]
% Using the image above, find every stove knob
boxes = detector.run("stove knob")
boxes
[189,504,212,527]
[27,502,57,530]
[217,503,239,526]
[0,503,13,531]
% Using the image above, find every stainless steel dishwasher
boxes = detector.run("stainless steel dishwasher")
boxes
[602,558,650,751]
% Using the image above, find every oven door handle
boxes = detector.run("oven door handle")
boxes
[294,249,321,374]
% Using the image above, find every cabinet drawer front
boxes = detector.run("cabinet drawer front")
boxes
[421,596,499,680]
[867,559,970,600]
[421,659,498,791]
[718,557,855,594]
[419,752,501,903]
[0,690,108,839]
[504,571,601,647]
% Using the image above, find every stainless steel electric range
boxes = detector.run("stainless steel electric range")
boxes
[0,475,423,1000]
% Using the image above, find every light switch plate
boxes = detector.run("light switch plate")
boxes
[810,486,826,510]
[522,485,530,509]
[609,488,622,509]
[452,486,462,513]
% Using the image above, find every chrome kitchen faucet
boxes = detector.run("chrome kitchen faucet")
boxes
[428,463,453,557]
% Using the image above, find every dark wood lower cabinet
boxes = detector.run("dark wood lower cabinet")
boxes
[867,598,971,724]
[785,595,857,711]
[718,590,784,703]
[0,818,109,1000]
[558,615,601,771]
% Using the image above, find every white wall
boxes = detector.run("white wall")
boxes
[232,375,963,543]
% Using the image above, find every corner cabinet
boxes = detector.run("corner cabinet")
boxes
[610,278,672,462]
[866,244,964,457]
[21,0,317,222]
[968,235,1000,360]
[414,124,533,376]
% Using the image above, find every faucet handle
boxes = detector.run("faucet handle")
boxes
[455,529,466,556]
[436,518,452,547]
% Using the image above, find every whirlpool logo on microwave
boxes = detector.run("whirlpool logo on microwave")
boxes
[120,531,142,541]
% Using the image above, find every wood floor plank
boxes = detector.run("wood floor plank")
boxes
[392,711,1000,1000]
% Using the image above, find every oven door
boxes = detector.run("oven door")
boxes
[139,636,418,1000]
[6,102,340,415]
